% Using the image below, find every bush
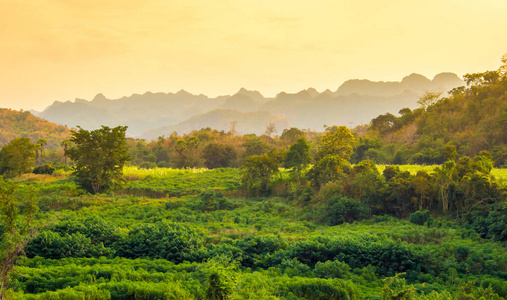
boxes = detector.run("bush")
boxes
[409,210,431,226]
[139,162,157,169]
[25,231,114,259]
[327,196,369,225]
[314,260,351,279]
[33,164,55,175]
[196,190,236,212]
[119,221,205,263]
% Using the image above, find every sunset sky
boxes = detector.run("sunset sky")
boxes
[1,0,506,111]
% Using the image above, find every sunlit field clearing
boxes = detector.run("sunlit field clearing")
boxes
[376,164,436,175]
[122,166,209,180]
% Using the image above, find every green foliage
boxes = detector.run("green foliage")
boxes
[204,259,237,300]
[0,138,36,178]
[327,196,369,225]
[382,273,416,300]
[366,55,507,166]
[0,177,39,298]
[285,137,312,177]
[203,143,238,169]
[240,149,285,194]
[32,164,55,175]
[25,231,114,259]
[280,127,305,144]
[307,155,350,188]
[65,126,131,194]
[194,191,237,212]
[314,260,351,279]
[138,161,157,169]
[315,125,355,161]
[123,167,241,198]
[5,158,507,299]
[409,210,431,226]
[119,221,205,263]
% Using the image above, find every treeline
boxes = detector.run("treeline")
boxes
[2,55,506,175]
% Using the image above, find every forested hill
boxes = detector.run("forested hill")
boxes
[0,108,70,148]
[363,64,507,167]
[36,73,463,138]
[142,109,290,139]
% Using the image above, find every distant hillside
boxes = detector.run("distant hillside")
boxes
[37,73,464,139]
[141,109,289,139]
[363,68,507,166]
[0,109,70,148]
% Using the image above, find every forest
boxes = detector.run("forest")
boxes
[0,57,506,299]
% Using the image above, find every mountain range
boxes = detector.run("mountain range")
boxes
[35,73,464,139]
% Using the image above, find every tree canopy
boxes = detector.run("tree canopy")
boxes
[65,126,130,194]
[0,138,36,178]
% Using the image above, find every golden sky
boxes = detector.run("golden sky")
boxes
[1,0,506,111]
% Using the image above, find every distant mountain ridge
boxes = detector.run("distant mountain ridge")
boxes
[142,109,289,139]
[36,73,464,139]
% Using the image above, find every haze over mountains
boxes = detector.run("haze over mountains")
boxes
[36,73,464,139]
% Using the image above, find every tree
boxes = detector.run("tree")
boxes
[0,138,36,178]
[315,125,355,161]
[370,113,399,134]
[0,177,39,299]
[433,161,456,213]
[35,138,47,165]
[417,91,441,110]
[65,126,130,194]
[240,149,285,194]
[174,136,203,168]
[284,137,311,179]
[60,139,71,165]
[264,122,277,139]
[203,143,237,169]
[307,155,350,188]
[280,127,305,145]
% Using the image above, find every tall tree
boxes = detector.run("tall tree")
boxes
[315,125,355,161]
[240,149,285,194]
[0,178,38,299]
[0,138,36,178]
[285,137,312,179]
[203,143,237,169]
[35,138,47,165]
[65,126,130,194]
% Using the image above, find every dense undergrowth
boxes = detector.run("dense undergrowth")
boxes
[0,167,505,299]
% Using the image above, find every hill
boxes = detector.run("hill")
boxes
[37,73,464,138]
[0,108,70,148]
[362,65,507,167]
[141,109,290,139]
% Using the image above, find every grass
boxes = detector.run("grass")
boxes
[122,166,209,181]
[376,164,437,175]
[491,168,507,186]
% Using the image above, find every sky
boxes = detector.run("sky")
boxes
[1,0,506,111]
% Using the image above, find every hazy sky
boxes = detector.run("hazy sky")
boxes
[1,0,506,111]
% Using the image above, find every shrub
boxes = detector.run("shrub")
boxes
[139,162,157,169]
[409,210,431,226]
[327,196,369,225]
[314,260,351,279]
[33,164,55,175]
